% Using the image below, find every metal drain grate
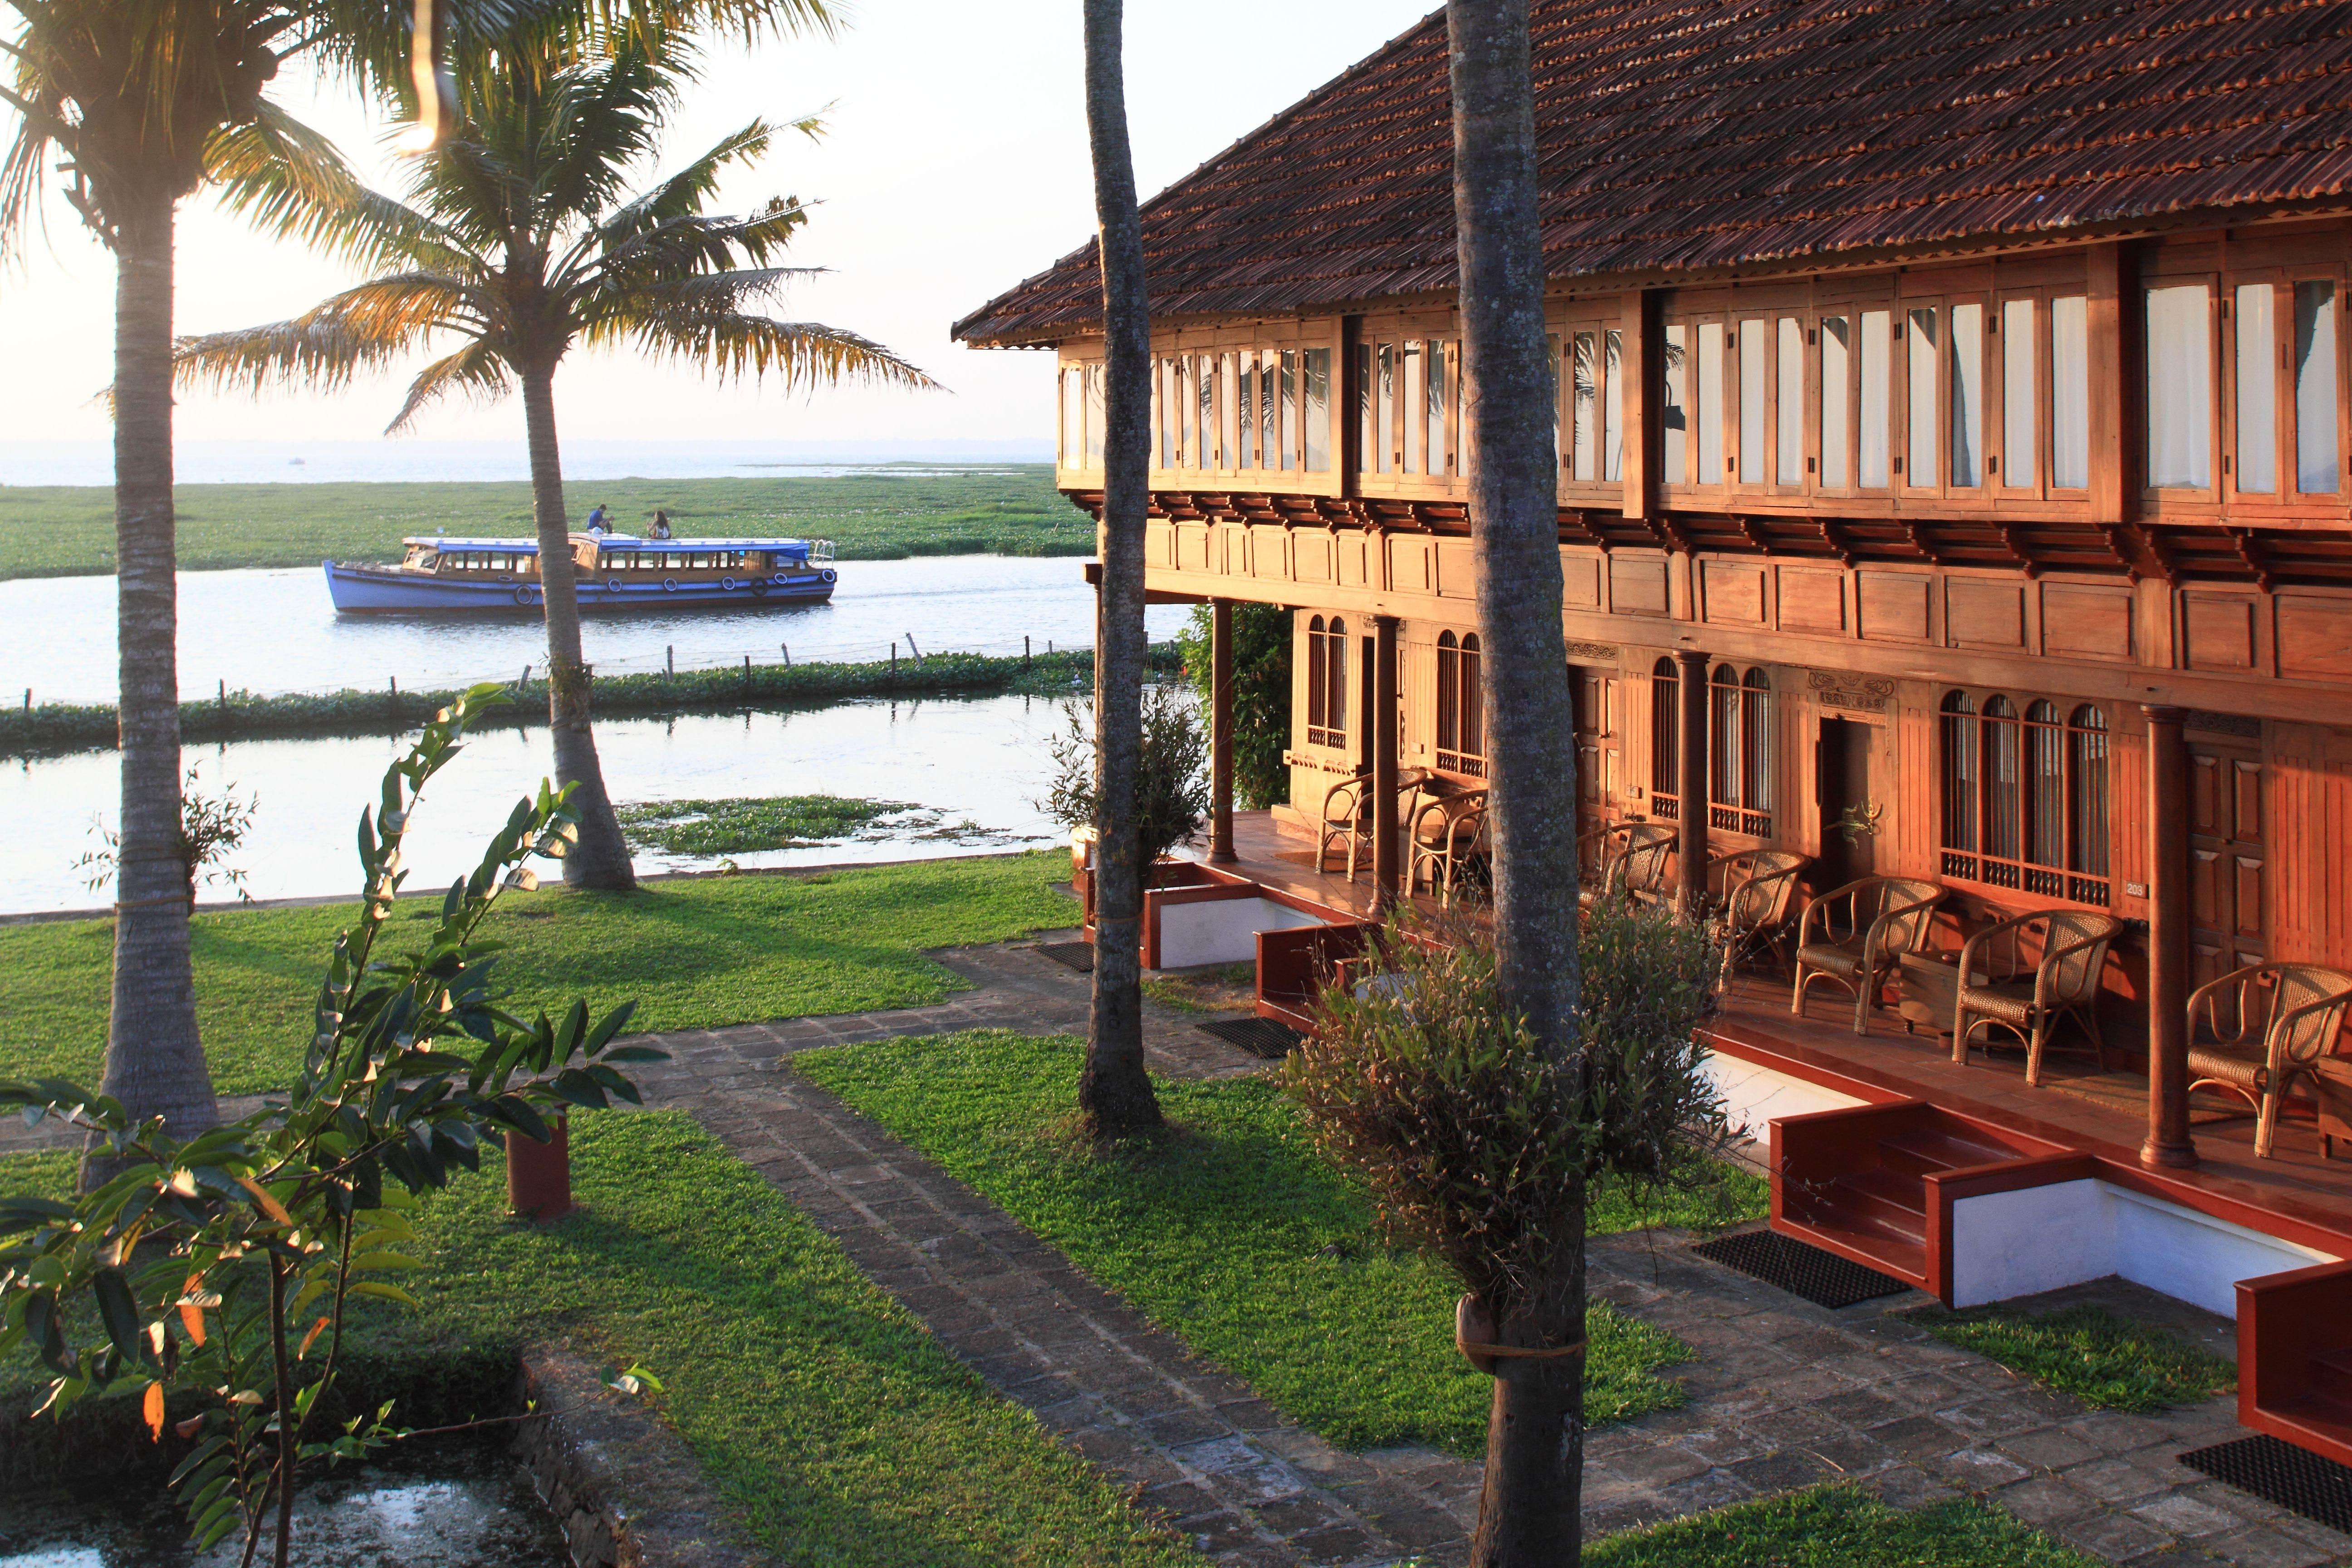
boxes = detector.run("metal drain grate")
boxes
[1196,1016,1304,1059]
[1033,941,1095,973]
[1690,1230,1914,1309]
[2182,1435,2352,1535]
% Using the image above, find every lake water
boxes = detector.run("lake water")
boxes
[2,693,1097,914]
[7,556,1188,706]
[0,439,1052,487]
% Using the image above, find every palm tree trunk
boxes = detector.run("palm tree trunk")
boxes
[519,363,637,892]
[95,179,217,1160]
[1078,0,1161,1138]
[1448,0,1586,1560]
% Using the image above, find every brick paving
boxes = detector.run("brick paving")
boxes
[617,937,2352,1568]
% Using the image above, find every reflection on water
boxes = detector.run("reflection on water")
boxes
[3,693,1092,914]
[5,555,1186,706]
[0,1439,565,1568]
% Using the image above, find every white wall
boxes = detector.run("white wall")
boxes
[1700,1050,1869,1155]
[1154,897,1327,970]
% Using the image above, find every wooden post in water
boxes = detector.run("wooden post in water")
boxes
[743,654,752,693]
[1024,634,1032,669]
[388,675,398,721]
[890,642,898,687]
[666,645,675,679]
[781,643,791,667]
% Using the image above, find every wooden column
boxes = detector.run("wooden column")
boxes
[1374,615,1401,902]
[2141,704,2199,1171]
[1620,288,1654,520]
[1676,648,1710,914]
[1209,598,1236,863]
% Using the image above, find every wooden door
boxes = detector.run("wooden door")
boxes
[1815,717,1879,891]
[2188,741,2266,988]
[1571,666,1620,837]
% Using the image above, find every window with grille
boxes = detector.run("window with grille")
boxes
[1650,657,1680,821]
[1436,631,1485,776]
[1708,666,1773,837]
[1305,616,1349,749]
[1940,692,2110,904]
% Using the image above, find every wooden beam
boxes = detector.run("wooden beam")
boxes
[1621,288,1654,520]
[2087,241,2133,524]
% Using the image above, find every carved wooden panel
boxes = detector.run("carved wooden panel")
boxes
[1436,540,1477,600]
[1389,537,1434,594]
[1175,524,1212,573]
[1609,554,1670,617]
[1701,560,1767,626]
[1146,522,1175,568]
[2182,593,2259,672]
[1944,578,2026,650]
[1778,568,1846,634]
[2278,594,2352,682]
[2041,583,2134,661]
[1293,531,1333,584]
[2189,744,2267,981]
[1857,572,1931,642]
[1562,551,1602,610]
[1251,525,1289,581]
[1338,534,1370,588]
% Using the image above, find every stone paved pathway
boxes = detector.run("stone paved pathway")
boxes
[620,938,2352,1568]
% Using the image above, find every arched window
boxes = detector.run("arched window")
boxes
[1650,657,1680,821]
[1436,631,1485,776]
[1940,690,2109,903]
[1707,666,1773,836]
[1306,616,1348,749]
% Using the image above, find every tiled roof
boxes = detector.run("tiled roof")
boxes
[954,0,2352,345]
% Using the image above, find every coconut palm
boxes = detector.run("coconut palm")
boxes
[175,38,934,890]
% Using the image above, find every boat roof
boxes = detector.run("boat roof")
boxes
[403,535,816,551]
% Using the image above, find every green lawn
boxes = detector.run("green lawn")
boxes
[1589,1484,2099,1567]
[0,468,1087,580]
[0,1118,1189,1567]
[1906,1303,2236,1414]
[796,1030,1742,1458]
[0,853,1080,1096]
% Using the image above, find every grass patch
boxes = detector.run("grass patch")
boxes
[0,852,1079,1096]
[0,1120,1186,1565]
[1139,961,1257,1016]
[616,794,916,855]
[797,1029,1708,1458]
[0,469,1091,580]
[1589,1483,2100,1566]
[1906,1303,2236,1413]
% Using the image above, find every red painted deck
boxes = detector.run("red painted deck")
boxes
[1191,809,2352,1260]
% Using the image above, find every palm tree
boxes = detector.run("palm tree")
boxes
[1076,0,1160,1138]
[1446,0,1587,1561]
[175,38,933,891]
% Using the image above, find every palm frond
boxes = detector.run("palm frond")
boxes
[386,337,510,433]
[595,118,770,244]
[202,103,395,264]
[0,114,53,260]
[173,274,475,397]
[580,310,939,394]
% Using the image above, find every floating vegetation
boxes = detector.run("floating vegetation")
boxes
[617,795,917,854]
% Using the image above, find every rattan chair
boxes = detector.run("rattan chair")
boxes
[1578,821,1678,911]
[1948,909,2126,1085]
[1792,876,1945,1034]
[2185,963,2352,1158]
[1712,848,1813,973]
[1315,766,1431,883]
[1408,788,1490,906]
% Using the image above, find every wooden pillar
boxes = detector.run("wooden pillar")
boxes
[2141,704,2199,1171]
[1210,598,1236,863]
[1676,648,1710,914]
[1374,615,1401,902]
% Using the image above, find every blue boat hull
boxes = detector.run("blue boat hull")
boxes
[324,561,838,613]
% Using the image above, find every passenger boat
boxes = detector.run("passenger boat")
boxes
[323,534,838,613]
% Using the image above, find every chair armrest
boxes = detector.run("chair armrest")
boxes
[1863,890,1943,968]
[2187,964,2271,1047]
[2270,989,2352,1069]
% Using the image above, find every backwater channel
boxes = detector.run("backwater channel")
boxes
[0,558,1190,915]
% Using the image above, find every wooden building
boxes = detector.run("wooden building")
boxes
[958,0,2352,1465]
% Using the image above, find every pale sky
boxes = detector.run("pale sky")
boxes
[0,0,1439,449]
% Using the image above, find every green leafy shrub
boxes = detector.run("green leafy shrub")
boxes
[1175,602,1292,808]
[1039,686,1210,867]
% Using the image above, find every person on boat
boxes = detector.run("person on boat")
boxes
[651,510,674,539]
[586,504,610,534]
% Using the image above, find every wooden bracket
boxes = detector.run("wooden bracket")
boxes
[1903,521,1945,567]
[2096,524,2144,585]
[1559,508,1613,552]
[1994,524,2042,580]
[1817,518,1858,568]
[1648,513,1695,555]
[1735,514,1773,556]
[2228,528,2276,593]
[2134,525,2184,589]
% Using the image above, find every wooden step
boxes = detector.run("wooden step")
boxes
[1829,1167,1928,1242]
[1878,1127,2017,1178]
[2306,1346,2352,1406]
[1779,1216,1928,1289]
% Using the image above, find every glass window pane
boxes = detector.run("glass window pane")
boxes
[2235,284,2277,494]
[1426,339,1448,476]
[1196,355,1216,469]
[1303,348,1331,472]
[2297,281,2340,494]
[1377,343,1396,474]
[1821,316,1851,486]
[1698,321,1725,484]
[1061,368,1081,467]
[1861,310,1891,487]
[1603,330,1625,483]
[1354,343,1373,474]
[2002,299,2036,489]
[2146,284,2212,489]
[1950,303,1983,487]
[1777,317,1804,485]
[1234,351,1254,470]
[1739,318,1766,483]
[1664,325,1689,481]
[1403,341,1424,474]
[1908,307,1940,485]
[1219,353,1239,470]
[1279,351,1297,472]
[1086,364,1106,467]
[1149,361,1165,468]
[2053,296,2089,488]
[1573,332,1597,481]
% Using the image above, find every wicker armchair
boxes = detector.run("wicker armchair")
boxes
[1408,788,1490,907]
[1948,909,2126,1085]
[1792,877,1945,1034]
[1315,766,1431,882]
[2185,963,2352,1158]
[1578,821,1678,911]
[1712,849,1813,973]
